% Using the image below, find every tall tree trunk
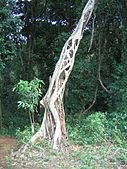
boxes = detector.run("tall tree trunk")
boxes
[18,0,95,155]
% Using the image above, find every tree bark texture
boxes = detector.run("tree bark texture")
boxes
[18,0,95,155]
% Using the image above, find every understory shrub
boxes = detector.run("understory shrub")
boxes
[67,111,127,147]
[67,112,108,145]
[13,78,44,134]
[16,123,40,144]
[106,111,127,148]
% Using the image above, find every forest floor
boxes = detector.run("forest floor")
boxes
[0,136,18,169]
[0,136,127,169]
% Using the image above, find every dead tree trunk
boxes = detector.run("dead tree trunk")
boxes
[18,0,95,155]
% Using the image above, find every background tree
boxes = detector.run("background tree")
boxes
[0,0,23,129]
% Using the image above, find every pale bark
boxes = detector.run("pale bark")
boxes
[17,0,95,155]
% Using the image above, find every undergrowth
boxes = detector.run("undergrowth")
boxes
[66,111,127,148]
[1,111,127,168]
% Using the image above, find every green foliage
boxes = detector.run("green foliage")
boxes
[106,111,127,147]
[67,112,107,145]
[0,0,23,65]
[16,123,40,144]
[66,53,96,114]
[13,78,44,113]
[12,78,44,134]
[72,145,127,169]
[83,112,107,144]
[67,111,127,148]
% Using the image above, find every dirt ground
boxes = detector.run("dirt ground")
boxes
[0,136,18,169]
